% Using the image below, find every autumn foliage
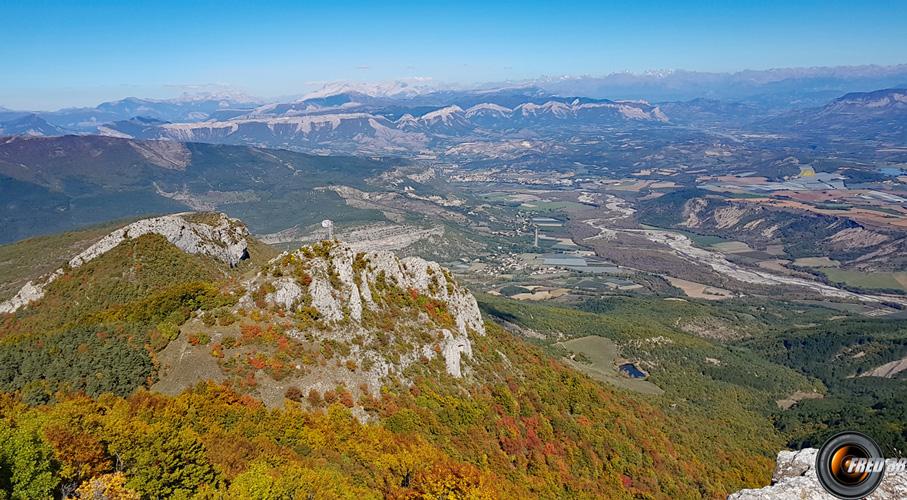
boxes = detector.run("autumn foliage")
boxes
[0,235,779,498]
[0,323,776,499]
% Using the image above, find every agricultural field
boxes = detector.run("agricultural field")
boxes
[817,268,907,293]
[792,257,840,267]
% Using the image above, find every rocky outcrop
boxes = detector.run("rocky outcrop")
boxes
[69,213,248,268]
[680,197,708,228]
[730,448,907,499]
[0,271,62,315]
[0,212,248,314]
[245,240,484,378]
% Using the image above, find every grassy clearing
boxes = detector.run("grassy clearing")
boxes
[557,336,663,395]
[711,241,753,253]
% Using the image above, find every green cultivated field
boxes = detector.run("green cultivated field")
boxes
[792,257,840,267]
[819,268,907,292]
[520,200,587,212]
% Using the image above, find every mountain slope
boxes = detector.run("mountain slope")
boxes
[637,189,907,272]
[742,318,907,454]
[0,212,251,314]
[0,114,68,136]
[98,93,669,154]
[0,135,398,243]
[0,217,140,303]
[822,88,907,114]
[759,88,907,143]
[0,213,785,498]
[3,95,262,133]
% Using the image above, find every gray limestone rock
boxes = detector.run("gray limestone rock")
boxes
[253,241,484,378]
[730,448,907,500]
[0,212,248,314]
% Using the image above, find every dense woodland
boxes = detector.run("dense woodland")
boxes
[0,323,781,499]
[743,319,907,454]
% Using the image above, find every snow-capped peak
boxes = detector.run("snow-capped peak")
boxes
[171,90,261,105]
[516,101,573,117]
[464,103,512,116]
[300,80,438,100]
[421,105,464,123]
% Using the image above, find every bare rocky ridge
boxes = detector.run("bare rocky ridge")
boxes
[242,241,484,379]
[152,238,487,411]
[258,222,444,251]
[0,212,249,314]
[730,448,907,499]
[1,209,485,403]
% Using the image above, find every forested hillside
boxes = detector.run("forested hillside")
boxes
[0,215,785,498]
[742,319,907,454]
[0,136,398,243]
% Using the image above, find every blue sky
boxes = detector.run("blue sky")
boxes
[2,0,906,109]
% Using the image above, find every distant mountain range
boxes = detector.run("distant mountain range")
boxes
[0,114,67,136]
[529,64,907,105]
[0,95,261,134]
[1,65,905,154]
[0,88,670,149]
[104,93,669,154]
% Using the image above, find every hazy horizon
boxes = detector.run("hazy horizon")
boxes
[3,0,907,109]
[2,62,906,112]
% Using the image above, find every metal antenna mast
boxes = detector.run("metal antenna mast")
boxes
[321,219,334,240]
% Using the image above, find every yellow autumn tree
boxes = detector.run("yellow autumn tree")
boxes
[74,472,139,500]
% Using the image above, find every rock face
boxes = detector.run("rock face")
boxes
[244,240,484,379]
[0,212,248,314]
[68,212,248,268]
[730,448,907,499]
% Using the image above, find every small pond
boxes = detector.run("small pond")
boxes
[618,363,647,379]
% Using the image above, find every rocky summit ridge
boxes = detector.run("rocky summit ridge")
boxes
[241,240,484,379]
[0,211,487,388]
[0,212,249,314]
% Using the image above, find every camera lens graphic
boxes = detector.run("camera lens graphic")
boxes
[816,432,885,499]
[829,445,870,485]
